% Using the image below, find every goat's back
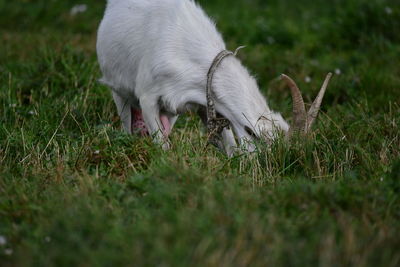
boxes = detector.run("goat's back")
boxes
[97,0,226,101]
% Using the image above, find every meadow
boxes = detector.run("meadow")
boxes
[0,0,399,266]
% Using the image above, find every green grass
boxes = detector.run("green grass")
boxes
[1,0,399,266]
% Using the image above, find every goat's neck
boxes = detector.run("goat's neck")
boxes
[211,56,270,126]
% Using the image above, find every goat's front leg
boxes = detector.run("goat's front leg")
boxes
[140,95,170,150]
[221,128,237,157]
[198,107,237,157]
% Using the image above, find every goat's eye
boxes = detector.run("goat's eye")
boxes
[245,126,257,139]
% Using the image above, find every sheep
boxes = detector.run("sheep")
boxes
[96,0,331,156]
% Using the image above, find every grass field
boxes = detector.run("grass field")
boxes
[1,0,399,266]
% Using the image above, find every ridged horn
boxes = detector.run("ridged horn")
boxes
[305,73,332,132]
[281,74,306,135]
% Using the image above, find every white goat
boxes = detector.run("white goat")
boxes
[97,0,331,155]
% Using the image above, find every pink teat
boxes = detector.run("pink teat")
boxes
[131,108,149,136]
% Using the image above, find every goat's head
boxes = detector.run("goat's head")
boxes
[214,72,332,151]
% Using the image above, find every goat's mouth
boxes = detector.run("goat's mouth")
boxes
[244,126,258,140]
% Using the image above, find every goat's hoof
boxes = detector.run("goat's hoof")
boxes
[161,142,170,151]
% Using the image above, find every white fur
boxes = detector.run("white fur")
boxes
[97,0,289,155]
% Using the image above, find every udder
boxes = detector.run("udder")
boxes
[131,108,171,137]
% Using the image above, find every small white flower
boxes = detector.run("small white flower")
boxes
[335,68,342,75]
[28,110,36,115]
[0,236,6,246]
[70,4,88,16]
[93,150,100,155]
[45,236,51,243]
[305,76,312,83]
[267,36,275,45]
[385,7,393,15]
[4,248,13,255]
[380,177,384,182]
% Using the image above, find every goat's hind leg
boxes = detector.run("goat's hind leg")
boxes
[112,91,132,134]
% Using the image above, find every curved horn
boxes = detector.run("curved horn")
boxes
[305,73,332,132]
[281,74,307,135]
